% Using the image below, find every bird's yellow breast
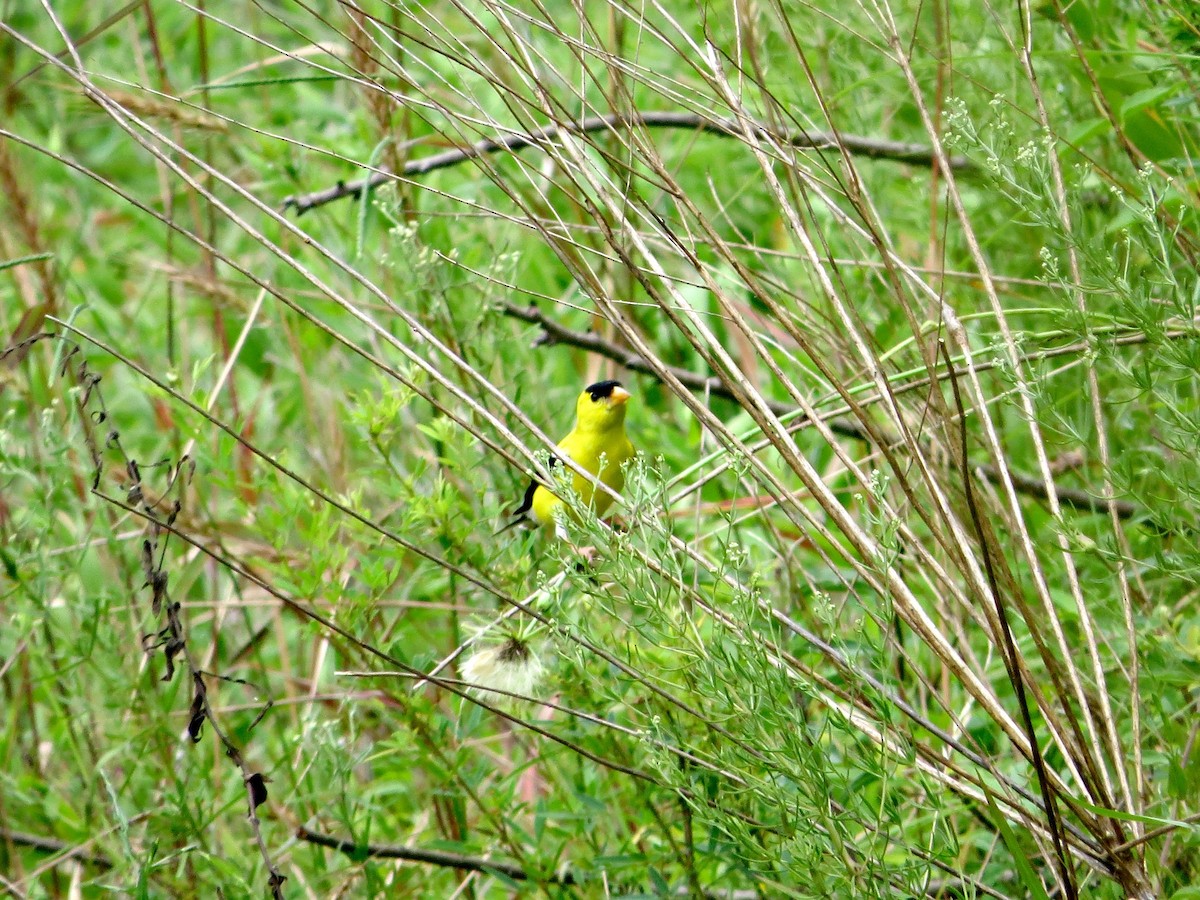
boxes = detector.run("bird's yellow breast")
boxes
[529,429,635,526]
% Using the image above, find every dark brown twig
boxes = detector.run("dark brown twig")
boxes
[942,340,1078,899]
[987,464,1137,519]
[502,301,1149,521]
[296,826,767,898]
[0,829,112,870]
[47,339,288,900]
[281,110,972,215]
[296,826,573,885]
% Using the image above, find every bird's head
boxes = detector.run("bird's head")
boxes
[575,380,631,432]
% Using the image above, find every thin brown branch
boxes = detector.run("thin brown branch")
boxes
[296,826,573,884]
[502,301,1147,521]
[296,826,766,898]
[943,339,1078,899]
[987,464,1137,520]
[281,110,973,215]
[54,344,288,900]
[0,829,112,870]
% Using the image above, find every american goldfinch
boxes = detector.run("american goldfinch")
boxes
[506,380,635,532]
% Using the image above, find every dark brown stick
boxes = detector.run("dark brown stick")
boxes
[282,111,972,215]
[502,302,1146,522]
[0,829,113,870]
[296,826,769,898]
[297,826,569,884]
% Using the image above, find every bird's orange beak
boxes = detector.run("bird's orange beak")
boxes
[609,386,631,405]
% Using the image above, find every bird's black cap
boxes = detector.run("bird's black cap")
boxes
[585,380,622,401]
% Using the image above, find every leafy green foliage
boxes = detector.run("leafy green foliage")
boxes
[2,0,1199,897]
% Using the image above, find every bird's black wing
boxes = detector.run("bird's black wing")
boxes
[498,455,558,533]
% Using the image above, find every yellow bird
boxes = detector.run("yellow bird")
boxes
[506,380,636,533]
